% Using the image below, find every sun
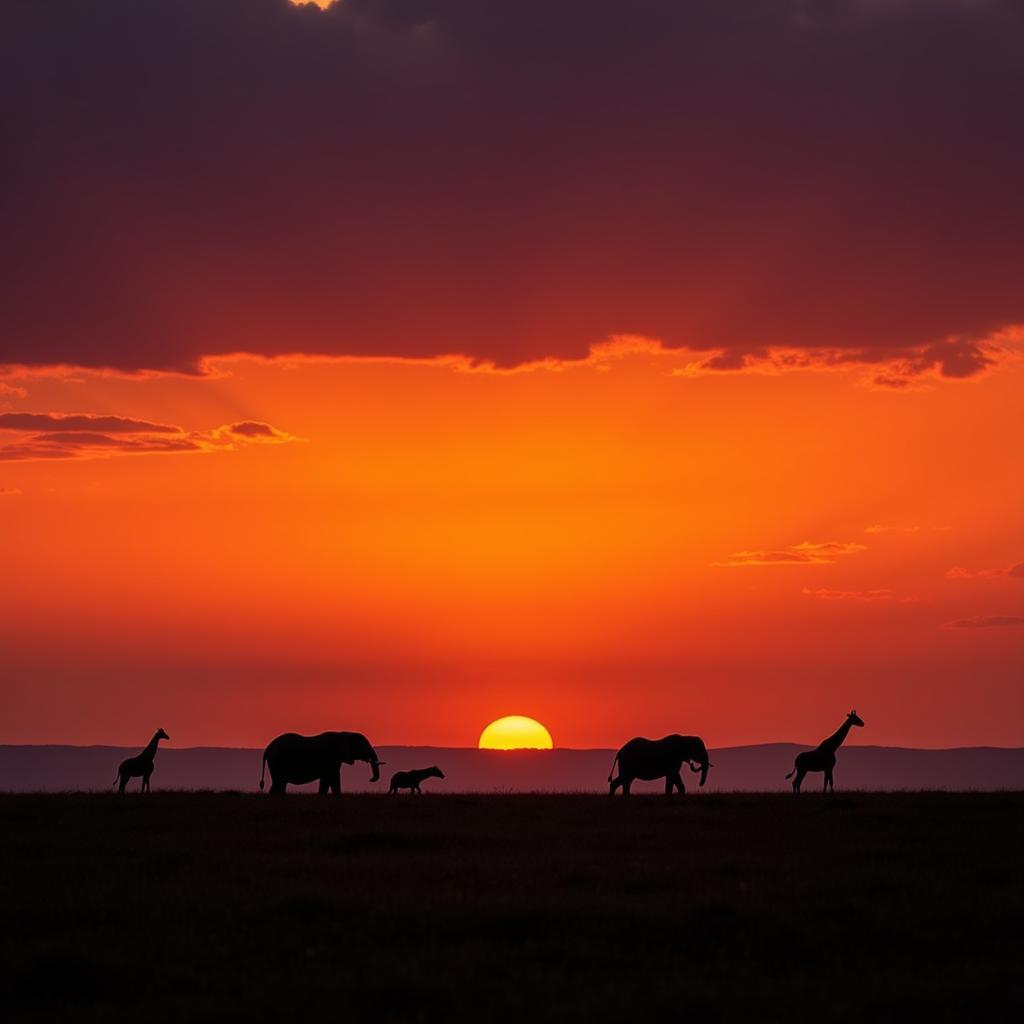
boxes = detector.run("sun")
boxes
[478,716,553,750]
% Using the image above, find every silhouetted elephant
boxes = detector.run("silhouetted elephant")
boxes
[785,710,864,792]
[389,765,445,794]
[608,734,712,795]
[259,731,382,795]
[113,728,169,794]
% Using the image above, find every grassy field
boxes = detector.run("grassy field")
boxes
[2,793,1022,1022]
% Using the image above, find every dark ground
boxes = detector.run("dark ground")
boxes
[2,793,1022,1023]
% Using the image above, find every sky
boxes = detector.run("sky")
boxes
[2,0,1022,748]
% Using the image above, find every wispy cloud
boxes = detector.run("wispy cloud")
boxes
[941,614,1024,630]
[715,541,866,567]
[0,486,22,496]
[0,413,180,434]
[865,523,952,535]
[946,562,1024,581]
[0,414,299,463]
[802,587,900,602]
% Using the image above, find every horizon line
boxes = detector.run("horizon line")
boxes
[4,741,1023,754]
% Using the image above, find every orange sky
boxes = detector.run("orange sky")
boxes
[3,348,1022,748]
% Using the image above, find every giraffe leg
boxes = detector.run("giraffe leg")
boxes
[825,768,834,792]
[793,769,805,793]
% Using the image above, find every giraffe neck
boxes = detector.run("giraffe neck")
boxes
[141,733,162,760]
[820,719,853,753]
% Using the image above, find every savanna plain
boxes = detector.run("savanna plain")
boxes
[2,793,1021,1023]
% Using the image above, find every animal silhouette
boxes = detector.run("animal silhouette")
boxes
[113,728,169,794]
[389,765,445,794]
[785,710,864,792]
[259,731,382,795]
[608,734,712,795]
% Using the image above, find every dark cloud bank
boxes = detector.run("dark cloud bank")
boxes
[2,0,1022,375]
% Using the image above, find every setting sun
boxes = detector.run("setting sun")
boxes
[478,716,554,750]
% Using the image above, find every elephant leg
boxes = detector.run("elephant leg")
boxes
[269,779,286,795]
[118,774,127,795]
[330,769,342,795]
[318,777,330,795]
[621,778,632,796]
[608,776,621,796]
[673,772,686,795]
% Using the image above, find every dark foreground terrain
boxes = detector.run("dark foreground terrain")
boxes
[2,793,1022,1023]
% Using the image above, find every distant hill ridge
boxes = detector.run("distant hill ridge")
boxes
[2,743,1023,792]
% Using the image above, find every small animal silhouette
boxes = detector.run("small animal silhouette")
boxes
[785,710,864,792]
[608,734,712,795]
[389,765,445,794]
[113,728,169,794]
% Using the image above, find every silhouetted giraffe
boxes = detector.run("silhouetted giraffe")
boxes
[114,729,169,793]
[785,711,863,792]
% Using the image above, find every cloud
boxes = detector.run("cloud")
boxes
[802,587,898,601]
[679,333,1021,389]
[715,541,866,566]
[942,614,1024,630]
[224,421,284,439]
[865,523,953,535]
[0,412,298,463]
[1,1,1022,376]
[0,486,22,496]
[946,562,1024,580]
[0,413,179,434]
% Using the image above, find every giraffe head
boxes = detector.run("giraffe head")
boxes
[847,710,864,728]
[156,728,170,741]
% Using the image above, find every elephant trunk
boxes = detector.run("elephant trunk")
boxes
[688,755,711,788]
[369,759,381,783]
